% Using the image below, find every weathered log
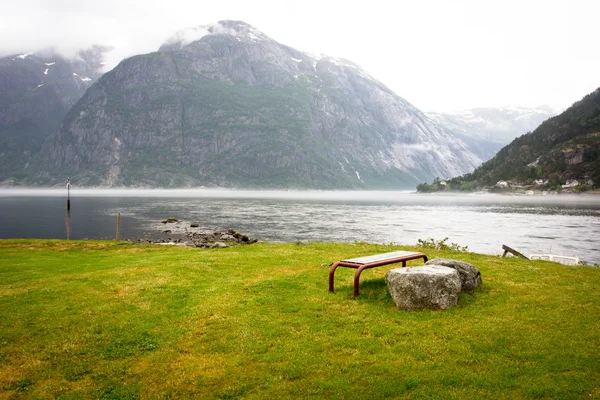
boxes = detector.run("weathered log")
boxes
[502,244,528,259]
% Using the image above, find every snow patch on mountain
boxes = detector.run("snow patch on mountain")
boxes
[325,56,375,82]
[72,72,92,82]
[161,20,273,50]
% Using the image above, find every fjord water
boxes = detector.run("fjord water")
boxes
[1,189,599,264]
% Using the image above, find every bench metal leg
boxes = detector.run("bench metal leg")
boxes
[353,265,369,297]
[329,262,341,293]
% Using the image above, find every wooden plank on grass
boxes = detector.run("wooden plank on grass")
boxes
[502,244,528,259]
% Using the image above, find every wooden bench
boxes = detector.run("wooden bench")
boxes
[329,250,428,297]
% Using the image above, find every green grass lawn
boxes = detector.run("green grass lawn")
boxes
[0,240,599,399]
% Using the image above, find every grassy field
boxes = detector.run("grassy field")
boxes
[0,240,599,399]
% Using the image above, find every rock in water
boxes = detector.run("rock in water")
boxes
[385,266,461,310]
[425,258,482,293]
[219,234,236,241]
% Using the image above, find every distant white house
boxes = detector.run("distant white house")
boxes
[440,181,447,186]
[562,179,580,188]
[496,180,509,188]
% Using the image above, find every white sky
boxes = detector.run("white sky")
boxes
[1,0,598,112]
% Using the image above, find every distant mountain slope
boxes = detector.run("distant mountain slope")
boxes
[427,106,555,161]
[0,46,108,183]
[421,88,600,191]
[27,21,482,189]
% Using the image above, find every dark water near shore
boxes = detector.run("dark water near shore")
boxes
[1,189,599,264]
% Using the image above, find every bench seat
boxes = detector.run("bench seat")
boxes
[329,250,428,297]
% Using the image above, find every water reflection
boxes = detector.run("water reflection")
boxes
[65,209,71,240]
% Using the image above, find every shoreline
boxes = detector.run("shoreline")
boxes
[1,191,598,264]
[5,235,597,267]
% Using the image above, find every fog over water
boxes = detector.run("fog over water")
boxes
[1,189,599,264]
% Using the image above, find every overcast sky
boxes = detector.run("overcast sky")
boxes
[1,0,598,112]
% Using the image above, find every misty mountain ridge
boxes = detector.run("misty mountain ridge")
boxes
[21,20,485,189]
[0,45,111,182]
[427,106,556,161]
[1,21,566,190]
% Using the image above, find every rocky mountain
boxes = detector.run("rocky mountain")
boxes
[27,21,482,189]
[427,106,556,161]
[0,46,109,183]
[419,88,600,192]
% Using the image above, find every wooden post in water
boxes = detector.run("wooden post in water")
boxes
[65,210,71,240]
[66,177,71,210]
[116,213,121,241]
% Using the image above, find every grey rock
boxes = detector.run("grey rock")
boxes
[196,229,218,236]
[219,234,236,241]
[425,258,482,293]
[385,265,461,310]
[211,242,228,249]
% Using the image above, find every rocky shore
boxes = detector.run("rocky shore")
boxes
[134,217,258,249]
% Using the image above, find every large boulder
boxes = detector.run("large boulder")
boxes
[385,266,461,310]
[425,258,482,293]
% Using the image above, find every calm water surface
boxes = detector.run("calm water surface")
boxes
[1,189,599,264]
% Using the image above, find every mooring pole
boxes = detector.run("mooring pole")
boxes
[66,177,71,210]
[116,213,121,241]
[66,209,71,240]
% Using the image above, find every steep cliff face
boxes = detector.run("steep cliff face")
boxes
[0,46,108,182]
[33,21,481,188]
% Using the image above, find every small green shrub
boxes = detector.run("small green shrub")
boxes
[417,237,469,252]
